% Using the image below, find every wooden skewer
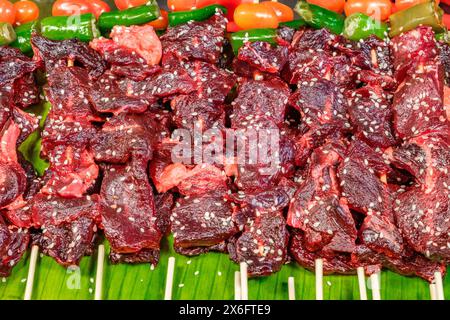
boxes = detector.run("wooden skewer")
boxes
[356,267,368,300]
[315,258,323,300]
[164,257,175,300]
[370,272,381,300]
[94,244,105,300]
[288,277,296,300]
[434,271,445,300]
[239,262,249,300]
[23,245,39,300]
[430,283,437,300]
[234,271,241,300]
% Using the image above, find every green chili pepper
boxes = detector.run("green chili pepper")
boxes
[294,1,345,35]
[230,28,278,55]
[10,21,39,54]
[279,19,306,29]
[41,13,100,42]
[98,3,161,32]
[436,31,450,43]
[0,22,16,46]
[389,1,444,38]
[343,13,388,41]
[168,4,227,27]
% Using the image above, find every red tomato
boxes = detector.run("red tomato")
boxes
[167,0,196,11]
[226,20,241,32]
[442,0,450,5]
[114,0,148,11]
[234,3,278,30]
[344,0,392,21]
[148,8,168,30]
[443,13,450,29]
[306,0,345,13]
[260,1,293,23]
[395,0,439,11]
[0,0,15,24]
[52,0,91,16]
[13,1,39,25]
[444,86,450,121]
[88,0,109,18]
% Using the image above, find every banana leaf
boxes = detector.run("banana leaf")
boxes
[1,0,449,301]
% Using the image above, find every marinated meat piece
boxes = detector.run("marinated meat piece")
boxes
[40,147,99,198]
[0,216,29,277]
[177,164,228,196]
[387,131,450,185]
[179,59,235,104]
[391,27,447,139]
[234,129,296,192]
[236,41,288,74]
[277,26,296,43]
[0,46,39,109]
[171,95,225,132]
[392,65,446,139]
[31,34,106,79]
[90,25,162,80]
[41,119,96,156]
[154,193,173,236]
[122,65,196,101]
[0,121,27,209]
[287,144,357,254]
[289,79,350,133]
[347,85,397,148]
[33,215,97,267]
[291,28,342,51]
[353,245,445,282]
[109,248,159,265]
[391,27,438,82]
[11,108,39,146]
[359,213,404,258]
[338,157,392,217]
[172,192,236,249]
[89,71,155,115]
[149,140,189,193]
[290,231,355,274]
[394,175,450,261]
[31,193,100,227]
[228,208,289,277]
[161,11,226,64]
[231,78,290,129]
[100,162,162,253]
[45,66,101,122]
[438,41,450,86]
[92,112,170,163]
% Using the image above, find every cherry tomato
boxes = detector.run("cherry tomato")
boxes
[13,1,39,25]
[167,0,196,11]
[148,8,168,30]
[395,0,439,12]
[52,0,91,16]
[0,0,15,24]
[306,0,345,13]
[88,0,109,18]
[260,1,293,23]
[226,20,242,32]
[114,0,148,11]
[443,13,450,29]
[344,0,392,21]
[234,3,278,30]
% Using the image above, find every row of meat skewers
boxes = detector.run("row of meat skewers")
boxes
[21,245,445,300]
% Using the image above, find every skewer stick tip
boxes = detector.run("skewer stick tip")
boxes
[24,245,39,300]
[370,272,381,300]
[234,271,241,300]
[164,256,176,300]
[288,276,296,300]
[239,262,248,300]
[356,267,367,300]
[94,244,105,300]
[315,258,323,300]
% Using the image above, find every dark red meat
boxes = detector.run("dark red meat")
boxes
[161,11,226,64]
[236,41,288,75]
[0,216,29,277]
[100,162,162,253]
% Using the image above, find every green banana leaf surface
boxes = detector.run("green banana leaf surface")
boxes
[1,0,449,300]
